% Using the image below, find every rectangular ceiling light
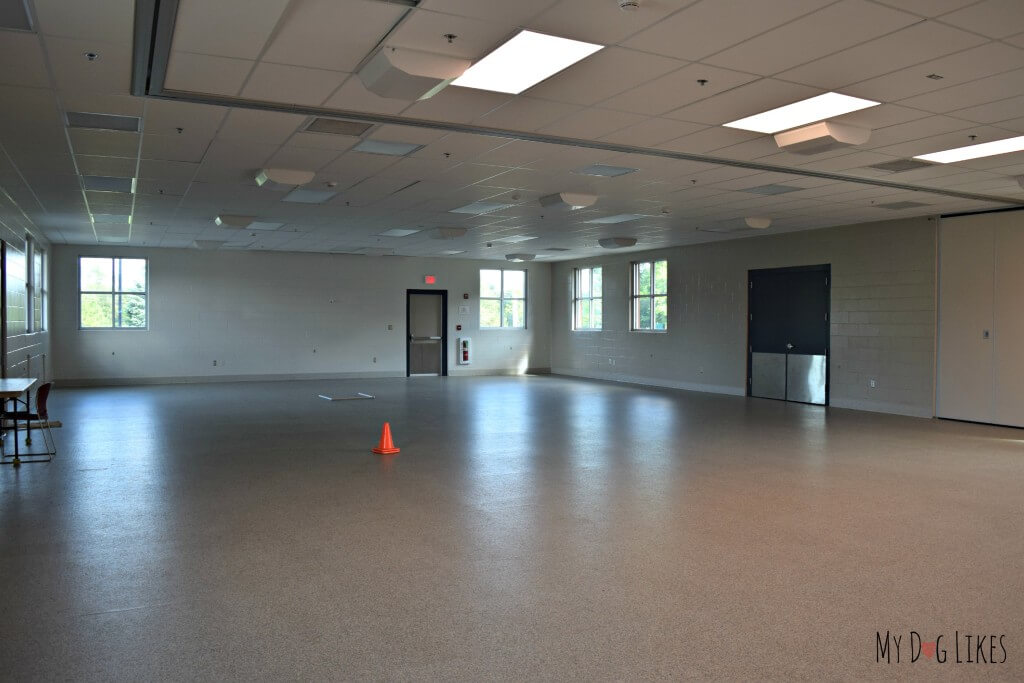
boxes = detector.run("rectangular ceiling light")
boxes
[378,228,421,237]
[584,214,647,224]
[249,221,285,230]
[305,118,373,137]
[82,175,136,193]
[914,135,1024,163]
[494,235,538,243]
[440,250,465,255]
[353,139,423,156]
[282,189,336,204]
[91,213,132,224]
[449,201,512,215]
[724,92,880,134]
[574,164,638,177]
[66,111,141,133]
[452,30,604,95]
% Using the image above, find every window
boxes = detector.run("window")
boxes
[79,257,148,329]
[573,266,602,330]
[631,259,667,331]
[28,244,44,332]
[480,269,526,328]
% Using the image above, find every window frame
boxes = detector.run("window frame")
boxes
[572,266,603,331]
[479,268,528,330]
[26,237,43,333]
[630,259,668,332]
[78,256,150,331]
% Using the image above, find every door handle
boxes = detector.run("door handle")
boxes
[786,343,794,350]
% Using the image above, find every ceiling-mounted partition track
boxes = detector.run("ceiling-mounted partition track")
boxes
[129,0,1024,209]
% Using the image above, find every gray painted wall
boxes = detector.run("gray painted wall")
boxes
[550,217,937,417]
[51,246,551,384]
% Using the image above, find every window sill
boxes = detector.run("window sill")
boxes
[630,329,668,334]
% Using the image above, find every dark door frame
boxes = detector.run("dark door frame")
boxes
[746,263,831,405]
[406,289,448,378]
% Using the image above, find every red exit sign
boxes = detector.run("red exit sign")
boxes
[424,275,436,284]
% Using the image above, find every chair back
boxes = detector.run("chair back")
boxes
[35,382,52,419]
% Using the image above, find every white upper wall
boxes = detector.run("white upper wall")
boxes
[51,246,551,383]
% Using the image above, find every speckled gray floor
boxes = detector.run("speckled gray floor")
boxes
[1,376,1022,680]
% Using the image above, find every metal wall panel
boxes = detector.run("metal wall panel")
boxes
[786,354,827,405]
[751,352,786,400]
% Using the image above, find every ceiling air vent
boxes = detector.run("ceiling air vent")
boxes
[66,111,141,133]
[866,159,933,173]
[304,118,373,137]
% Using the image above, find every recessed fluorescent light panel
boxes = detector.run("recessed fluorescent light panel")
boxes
[353,139,423,156]
[249,221,285,231]
[66,111,141,133]
[440,250,465,255]
[914,135,1024,164]
[82,175,135,193]
[585,214,647,224]
[282,188,336,204]
[575,164,638,177]
[724,92,880,134]
[494,235,538,243]
[304,118,373,137]
[91,213,132,224]
[452,30,604,95]
[449,201,512,215]
[377,228,421,237]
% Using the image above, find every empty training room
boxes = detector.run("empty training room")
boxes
[2,0,1024,679]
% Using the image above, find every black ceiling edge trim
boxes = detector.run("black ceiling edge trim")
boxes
[941,206,1024,219]
[130,0,157,96]
[150,89,1024,208]
[148,0,181,95]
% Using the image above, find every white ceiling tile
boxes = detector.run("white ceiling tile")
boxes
[262,0,406,72]
[142,133,210,163]
[600,117,706,147]
[370,124,446,145]
[622,0,831,61]
[164,51,254,96]
[529,0,695,45]
[33,0,133,45]
[776,21,987,89]
[323,76,409,115]
[704,0,920,75]
[46,37,132,94]
[68,129,139,157]
[138,160,200,182]
[218,109,305,145]
[289,130,361,152]
[871,0,985,17]
[526,47,685,106]
[143,99,228,137]
[420,0,554,24]
[241,63,347,106]
[538,108,648,139]
[602,64,759,116]
[0,33,50,88]
[949,95,1024,124]
[265,146,340,171]
[864,114,978,149]
[661,127,763,154]
[195,141,279,183]
[832,104,930,129]
[75,155,137,177]
[1007,33,1024,48]
[938,0,1024,39]
[61,93,145,117]
[843,42,1024,102]
[475,97,582,131]
[875,124,1011,157]
[665,78,819,125]
[389,9,511,61]
[404,87,511,123]
[171,0,291,60]
[896,67,1024,113]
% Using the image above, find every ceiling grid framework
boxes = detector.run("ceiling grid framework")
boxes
[0,0,1021,258]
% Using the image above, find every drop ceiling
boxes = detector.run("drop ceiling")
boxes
[1,0,1023,259]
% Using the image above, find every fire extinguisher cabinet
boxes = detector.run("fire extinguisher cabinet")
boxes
[457,337,472,365]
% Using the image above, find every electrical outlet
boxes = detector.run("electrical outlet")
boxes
[213,360,218,366]
[372,357,377,363]
[869,379,876,388]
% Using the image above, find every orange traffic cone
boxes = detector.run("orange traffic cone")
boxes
[372,422,400,455]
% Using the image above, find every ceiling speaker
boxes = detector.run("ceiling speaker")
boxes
[358,47,470,101]
[774,121,870,155]
[598,237,637,249]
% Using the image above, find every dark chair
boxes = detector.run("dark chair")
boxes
[4,382,56,461]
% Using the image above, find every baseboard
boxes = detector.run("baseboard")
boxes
[451,367,551,377]
[551,367,745,396]
[829,397,934,418]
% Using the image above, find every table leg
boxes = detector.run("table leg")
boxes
[24,389,31,446]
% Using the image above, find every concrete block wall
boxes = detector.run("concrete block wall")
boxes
[551,217,937,417]
[51,246,550,384]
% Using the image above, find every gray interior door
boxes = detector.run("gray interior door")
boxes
[408,293,443,376]
[748,265,830,405]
